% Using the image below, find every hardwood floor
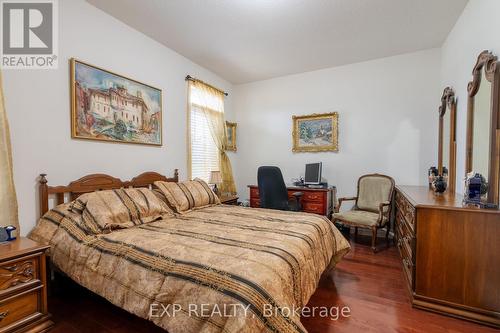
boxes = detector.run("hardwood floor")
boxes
[48,233,498,333]
[302,233,498,332]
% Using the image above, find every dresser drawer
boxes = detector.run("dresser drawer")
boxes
[401,256,413,289]
[249,187,259,198]
[395,190,415,230]
[396,208,414,238]
[0,239,52,333]
[250,198,260,208]
[0,290,40,329]
[395,219,405,254]
[0,258,38,292]
[301,191,324,203]
[396,218,413,261]
[248,185,332,217]
[303,202,324,214]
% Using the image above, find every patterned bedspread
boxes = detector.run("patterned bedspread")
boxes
[29,204,350,333]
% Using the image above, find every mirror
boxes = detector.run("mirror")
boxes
[438,87,456,192]
[466,50,500,205]
[472,71,491,180]
[442,111,450,171]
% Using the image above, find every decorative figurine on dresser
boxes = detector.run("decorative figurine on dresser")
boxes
[463,172,489,206]
[0,226,16,243]
[0,238,53,333]
[427,166,438,188]
[432,175,447,193]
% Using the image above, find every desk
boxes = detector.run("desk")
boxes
[248,185,336,217]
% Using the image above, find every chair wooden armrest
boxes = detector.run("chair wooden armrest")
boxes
[378,201,391,224]
[336,196,358,212]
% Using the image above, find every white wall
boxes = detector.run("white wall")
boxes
[3,0,233,234]
[232,49,442,202]
[440,0,500,193]
[8,0,498,234]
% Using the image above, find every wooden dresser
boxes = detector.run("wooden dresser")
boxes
[248,185,335,217]
[395,186,500,328]
[0,238,53,333]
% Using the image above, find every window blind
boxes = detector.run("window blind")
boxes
[189,85,222,183]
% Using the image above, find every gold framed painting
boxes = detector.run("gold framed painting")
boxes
[292,112,338,152]
[225,121,237,151]
[71,58,162,146]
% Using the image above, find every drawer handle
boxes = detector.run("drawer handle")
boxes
[4,264,18,272]
[308,195,318,199]
[22,267,33,277]
[0,311,9,321]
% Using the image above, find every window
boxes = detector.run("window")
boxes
[189,84,223,183]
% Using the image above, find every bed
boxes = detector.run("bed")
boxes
[29,171,350,333]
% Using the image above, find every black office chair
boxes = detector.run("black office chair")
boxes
[257,166,303,211]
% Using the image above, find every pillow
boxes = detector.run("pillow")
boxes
[70,188,174,233]
[154,178,220,213]
[29,202,78,246]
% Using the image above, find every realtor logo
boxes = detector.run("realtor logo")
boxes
[1,0,58,69]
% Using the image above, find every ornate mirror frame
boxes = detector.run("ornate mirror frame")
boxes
[466,50,500,205]
[438,87,457,192]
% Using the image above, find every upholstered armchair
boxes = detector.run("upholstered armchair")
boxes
[333,174,395,252]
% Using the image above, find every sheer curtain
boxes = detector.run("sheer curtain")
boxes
[0,71,19,231]
[188,80,236,194]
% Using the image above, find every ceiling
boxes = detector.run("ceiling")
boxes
[87,0,468,84]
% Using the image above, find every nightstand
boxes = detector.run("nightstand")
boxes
[0,238,53,333]
[220,195,239,205]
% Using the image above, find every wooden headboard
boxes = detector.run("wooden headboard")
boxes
[38,169,179,218]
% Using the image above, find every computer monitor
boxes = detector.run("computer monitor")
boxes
[304,162,322,184]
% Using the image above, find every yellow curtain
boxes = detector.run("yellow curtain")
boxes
[0,71,19,231]
[189,81,236,194]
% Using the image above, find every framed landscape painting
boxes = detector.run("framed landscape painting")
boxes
[292,112,338,152]
[71,59,162,146]
[225,121,237,151]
